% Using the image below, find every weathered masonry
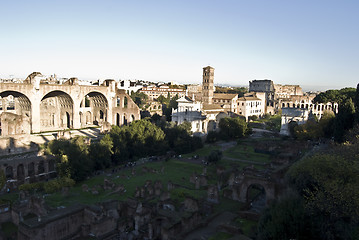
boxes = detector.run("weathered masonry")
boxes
[0,77,140,136]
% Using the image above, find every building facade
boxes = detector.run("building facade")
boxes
[0,73,141,136]
[139,86,186,100]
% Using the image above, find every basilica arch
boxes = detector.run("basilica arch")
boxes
[0,91,32,136]
[40,91,74,131]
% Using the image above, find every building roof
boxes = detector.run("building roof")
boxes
[176,96,194,103]
[238,96,261,101]
[203,103,224,111]
[213,93,238,100]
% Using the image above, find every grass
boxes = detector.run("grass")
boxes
[223,144,270,163]
[182,144,221,158]
[45,159,207,207]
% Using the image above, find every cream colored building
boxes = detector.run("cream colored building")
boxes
[238,94,265,120]
[139,86,186,100]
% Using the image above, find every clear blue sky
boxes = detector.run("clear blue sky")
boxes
[1,0,358,91]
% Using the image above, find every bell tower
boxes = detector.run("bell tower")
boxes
[202,66,214,104]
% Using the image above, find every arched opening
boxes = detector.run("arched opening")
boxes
[40,91,74,131]
[28,162,35,177]
[17,164,25,183]
[0,91,32,136]
[116,113,120,126]
[131,114,135,122]
[5,166,13,179]
[246,184,266,213]
[48,160,55,172]
[80,92,108,126]
[207,120,216,132]
[66,112,71,128]
[123,114,127,125]
[85,111,92,124]
[38,161,45,175]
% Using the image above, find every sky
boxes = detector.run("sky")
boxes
[0,0,358,91]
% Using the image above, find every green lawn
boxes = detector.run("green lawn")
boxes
[45,159,207,207]
[182,144,221,158]
[223,144,270,163]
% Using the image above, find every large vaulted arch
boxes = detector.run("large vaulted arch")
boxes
[79,91,108,126]
[40,91,74,131]
[0,91,32,136]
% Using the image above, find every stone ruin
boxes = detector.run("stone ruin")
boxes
[189,173,208,189]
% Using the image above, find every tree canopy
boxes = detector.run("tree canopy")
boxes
[218,117,248,140]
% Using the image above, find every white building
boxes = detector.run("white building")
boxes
[237,93,265,120]
[117,79,143,94]
[172,96,227,134]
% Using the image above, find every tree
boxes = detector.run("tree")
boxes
[89,134,113,170]
[334,98,355,142]
[354,83,359,124]
[218,117,248,140]
[130,91,148,109]
[207,150,222,164]
[47,136,93,182]
[286,153,359,239]
[109,119,167,162]
[314,88,356,106]
[257,192,308,240]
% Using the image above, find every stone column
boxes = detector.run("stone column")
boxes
[31,98,41,133]
[72,99,81,129]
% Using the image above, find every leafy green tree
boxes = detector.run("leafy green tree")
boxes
[318,110,335,138]
[257,192,308,240]
[218,117,248,140]
[293,119,322,140]
[130,91,148,109]
[89,134,113,170]
[286,153,359,239]
[314,88,356,105]
[110,119,166,162]
[334,98,355,142]
[207,150,222,164]
[354,83,359,124]
[48,137,93,182]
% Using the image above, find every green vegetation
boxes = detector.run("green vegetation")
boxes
[218,117,248,140]
[214,86,248,97]
[130,91,148,109]
[251,114,281,132]
[258,137,359,240]
[19,177,75,194]
[223,144,270,163]
[44,119,202,182]
[44,159,206,207]
[314,87,356,105]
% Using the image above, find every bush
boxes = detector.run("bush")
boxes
[206,131,221,143]
[19,182,45,192]
[43,177,75,193]
[207,150,222,164]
